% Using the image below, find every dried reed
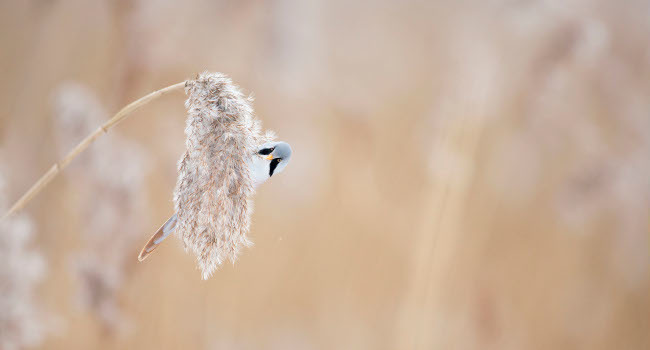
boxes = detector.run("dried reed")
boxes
[4,72,274,280]
[174,72,275,279]
[52,82,149,333]
[0,160,48,350]
[1,81,185,221]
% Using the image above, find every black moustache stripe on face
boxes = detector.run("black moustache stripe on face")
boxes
[269,158,280,177]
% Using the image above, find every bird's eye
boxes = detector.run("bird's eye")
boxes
[258,147,274,155]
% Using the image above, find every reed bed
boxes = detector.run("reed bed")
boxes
[0,0,648,349]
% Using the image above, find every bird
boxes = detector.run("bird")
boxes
[137,141,292,262]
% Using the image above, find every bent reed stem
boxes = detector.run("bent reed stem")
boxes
[2,81,186,221]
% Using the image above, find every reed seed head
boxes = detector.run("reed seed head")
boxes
[174,72,274,279]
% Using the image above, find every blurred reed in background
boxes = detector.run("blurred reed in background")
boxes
[52,82,149,335]
[0,161,49,350]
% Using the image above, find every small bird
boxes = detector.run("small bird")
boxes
[137,141,292,261]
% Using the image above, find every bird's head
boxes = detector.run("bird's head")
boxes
[257,141,292,177]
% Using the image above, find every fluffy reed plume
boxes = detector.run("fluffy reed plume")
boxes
[0,162,48,350]
[52,82,149,333]
[6,72,271,282]
[175,72,275,279]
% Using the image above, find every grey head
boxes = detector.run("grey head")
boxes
[258,141,292,177]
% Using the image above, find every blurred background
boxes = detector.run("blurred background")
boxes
[0,0,648,349]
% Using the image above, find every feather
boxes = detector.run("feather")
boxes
[138,214,177,261]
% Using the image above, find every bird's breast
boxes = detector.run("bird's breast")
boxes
[248,155,270,188]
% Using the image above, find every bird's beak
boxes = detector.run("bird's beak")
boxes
[265,154,274,160]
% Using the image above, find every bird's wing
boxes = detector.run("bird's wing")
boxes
[137,213,177,261]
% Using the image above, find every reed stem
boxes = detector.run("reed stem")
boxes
[2,81,186,221]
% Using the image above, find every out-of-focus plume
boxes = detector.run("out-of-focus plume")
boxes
[509,9,650,287]
[52,82,149,334]
[0,160,48,350]
[174,72,274,280]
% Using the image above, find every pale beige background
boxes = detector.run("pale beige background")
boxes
[0,0,648,349]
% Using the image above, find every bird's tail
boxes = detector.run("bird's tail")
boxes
[138,213,177,261]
